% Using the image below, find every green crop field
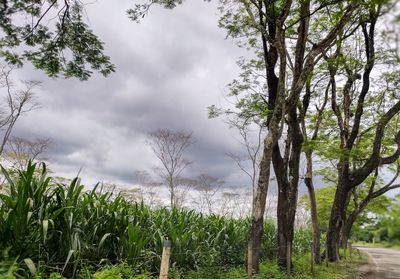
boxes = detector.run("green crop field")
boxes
[0,163,321,278]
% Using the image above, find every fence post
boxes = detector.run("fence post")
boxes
[310,241,314,275]
[286,240,291,275]
[159,239,171,279]
[247,240,253,279]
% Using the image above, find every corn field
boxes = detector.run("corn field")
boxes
[0,163,312,278]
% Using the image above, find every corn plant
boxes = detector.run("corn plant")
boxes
[0,162,312,278]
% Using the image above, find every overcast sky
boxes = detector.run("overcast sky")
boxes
[11,0,265,189]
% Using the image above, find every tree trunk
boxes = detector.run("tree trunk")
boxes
[249,25,285,272]
[249,143,272,273]
[326,180,348,261]
[340,201,367,248]
[169,177,175,208]
[340,217,353,249]
[304,152,321,264]
[249,107,283,272]
[276,177,296,271]
[274,112,303,272]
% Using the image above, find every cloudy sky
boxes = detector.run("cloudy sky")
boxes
[11,0,266,189]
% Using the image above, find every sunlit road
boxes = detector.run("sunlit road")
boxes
[356,246,400,279]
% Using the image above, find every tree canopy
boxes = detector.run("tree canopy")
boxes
[0,0,114,80]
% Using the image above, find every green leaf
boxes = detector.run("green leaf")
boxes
[23,258,37,275]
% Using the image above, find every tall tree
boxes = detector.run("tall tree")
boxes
[317,3,400,261]
[218,0,360,272]
[147,129,193,208]
[298,71,331,264]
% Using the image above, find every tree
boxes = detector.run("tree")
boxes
[194,174,224,214]
[147,129,194,208]
[298,70,330,264]
[3,136,51,170]
[299,186,336,233]
[210,91,266,216]
[225,120,264,212]
[172,176,197,209]
[0,0,114,80]
[0,65,39,155]
[340,163,400,248]
[306,3,400,261]
[218,0,360,272]
[219,189,252,218]
[300,183,393,244]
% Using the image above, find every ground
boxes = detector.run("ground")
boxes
[356,246,400,279]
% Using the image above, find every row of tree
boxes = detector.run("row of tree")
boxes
[209,0,400,273]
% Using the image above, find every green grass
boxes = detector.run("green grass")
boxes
[20,253,366,279]
[0,254,366,279]
[181,252,368,279]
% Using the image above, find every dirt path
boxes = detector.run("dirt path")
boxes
[356,246,400,279]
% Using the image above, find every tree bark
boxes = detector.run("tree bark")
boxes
[340,208,359,249]
[326,176,349,261]
[273,109,303,271]
[249,112,283,272]
[304,151,321,264]
[249,143,272,273]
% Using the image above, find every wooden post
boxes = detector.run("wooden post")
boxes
[310,241,314,275]
[247,240,253,279]
[286,241,291,275]
[159,239,171,279]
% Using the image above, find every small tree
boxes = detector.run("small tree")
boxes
[195,174,224,214]
[0,65,39,155]
[147,129,193,208]
[4,136,51,170]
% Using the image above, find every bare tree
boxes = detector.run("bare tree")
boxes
[119,187,143,203]
[195,174,224,214]
[173,176,196,209]
[0,65,39,155]
[3,136,51,169]
[145,181,163,208]
[220,191,240,218]
[135,170,150,187]
[147,129,194,208]
[131,170,150,201]
[226,118,265,211]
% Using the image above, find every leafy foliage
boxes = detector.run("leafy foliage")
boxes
[0,1,114,79]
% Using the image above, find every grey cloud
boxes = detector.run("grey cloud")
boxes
[10,0,253,187]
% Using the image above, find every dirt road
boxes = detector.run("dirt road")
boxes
[356,246,400,279]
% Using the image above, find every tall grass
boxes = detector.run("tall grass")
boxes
[0,163,311,278]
